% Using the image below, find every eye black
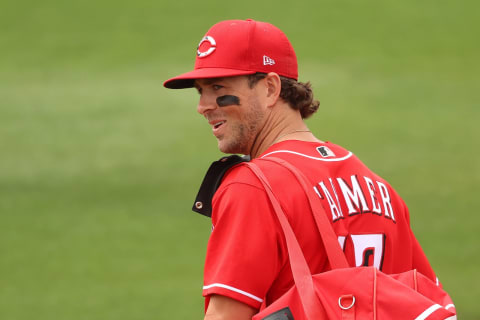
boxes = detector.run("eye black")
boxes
[217,95,240,107]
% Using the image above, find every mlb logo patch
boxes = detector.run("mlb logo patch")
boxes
[317,146,335,158]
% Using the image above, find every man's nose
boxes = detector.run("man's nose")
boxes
[197,94,218,115]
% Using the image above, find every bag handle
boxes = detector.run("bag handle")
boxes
[259,157,349,269]
[245,162,325,319]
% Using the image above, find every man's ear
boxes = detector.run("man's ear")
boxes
[264,72,282,108]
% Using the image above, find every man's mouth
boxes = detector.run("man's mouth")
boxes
[208,119,227,136]
[213,121,225,129]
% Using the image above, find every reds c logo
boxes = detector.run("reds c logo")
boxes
[197,36,216,58]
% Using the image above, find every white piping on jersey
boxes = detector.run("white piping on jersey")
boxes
[261,150,353,162]
[445,304,455,310]
[414,304,443,320]
[203,283,263,303]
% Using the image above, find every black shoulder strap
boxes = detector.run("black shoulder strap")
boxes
[192,155,250,217]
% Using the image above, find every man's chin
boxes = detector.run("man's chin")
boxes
[217,140,247,155]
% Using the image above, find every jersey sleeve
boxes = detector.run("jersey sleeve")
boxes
[203,179,286,310]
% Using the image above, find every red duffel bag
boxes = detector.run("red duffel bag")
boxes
[245,159,456,320]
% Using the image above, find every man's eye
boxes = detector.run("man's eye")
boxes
[212,85,223,90]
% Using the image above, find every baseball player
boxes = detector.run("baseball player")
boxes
[164,19,442,320]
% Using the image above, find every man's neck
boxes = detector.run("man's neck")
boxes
[248,103,321,159]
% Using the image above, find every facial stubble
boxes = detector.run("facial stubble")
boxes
[216,96,265,155]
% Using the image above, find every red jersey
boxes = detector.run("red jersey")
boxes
[203,140,437,310]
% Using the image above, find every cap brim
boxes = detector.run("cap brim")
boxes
[163,68,257,89]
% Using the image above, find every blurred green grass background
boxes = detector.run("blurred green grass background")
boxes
[0,0,478,319]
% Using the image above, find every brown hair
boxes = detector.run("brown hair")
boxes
[248,73,320,119]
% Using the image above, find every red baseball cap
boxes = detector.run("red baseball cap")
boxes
[163,19,298,89]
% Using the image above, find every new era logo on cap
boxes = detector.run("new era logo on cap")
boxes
[263,55,275,66]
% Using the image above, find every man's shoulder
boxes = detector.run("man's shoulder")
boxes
[220,141,355,189]
[219,158,262,187]
[220,156,303,200]
[260,140,354,163]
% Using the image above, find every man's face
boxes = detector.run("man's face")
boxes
[195,76,267,155]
